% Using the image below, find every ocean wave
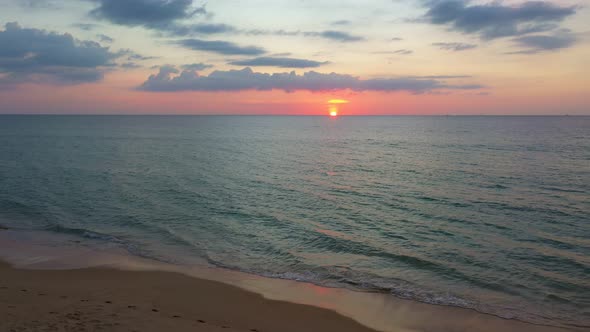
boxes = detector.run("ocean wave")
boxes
[43,224,125,244]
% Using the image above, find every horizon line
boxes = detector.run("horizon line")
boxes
[0,114,588,117]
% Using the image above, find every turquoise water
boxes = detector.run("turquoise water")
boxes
[0,115,588,328]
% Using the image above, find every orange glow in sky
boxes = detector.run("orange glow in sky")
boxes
[328,99,349,104]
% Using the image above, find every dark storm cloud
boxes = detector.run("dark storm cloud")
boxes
[139,66,483,93]
[424,0,577,39]
[88,0,206,27]
[228,57,329,68]
[177,39,266,55]
[432,42,477,51]
[0,22,123,86]
[510,31,578,54]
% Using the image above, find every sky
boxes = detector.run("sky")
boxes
[0,0,588,115]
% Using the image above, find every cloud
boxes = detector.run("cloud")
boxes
[331,20,352,26]
[432,42,477,51]
[181,63,213,71]
[509,30,578,54]
[72,23,100,31]
[19,0,61,9]
[418,75,472,79]
[88,0,206,27]
[124,52,158,61]
[243,29,365,42]
[97,34,114,43]
[86,0,364,43]
[423,0,577,39]
[163,23,237,36]
[177,38,266,55]
[121,62,142,69]
[308,30,365,42]
[228,57,329,68]
[372,49,413,55]
[139,66,483,93]
[0,22,123,86]
[87,0,229,38]
[393,49,413,55]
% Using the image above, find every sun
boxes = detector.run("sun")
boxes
[329,105,339,117]
[328,99,348,117]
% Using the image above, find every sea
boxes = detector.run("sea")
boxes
[0,115,588,329]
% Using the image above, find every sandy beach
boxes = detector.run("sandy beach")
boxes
[1,229,586,332]
[1,261,381,332]
[1,257,583,332]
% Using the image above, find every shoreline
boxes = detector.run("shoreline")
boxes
[0,228,584,332]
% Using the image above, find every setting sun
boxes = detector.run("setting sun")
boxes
[329,104,339,117]
[328,99,347,117]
